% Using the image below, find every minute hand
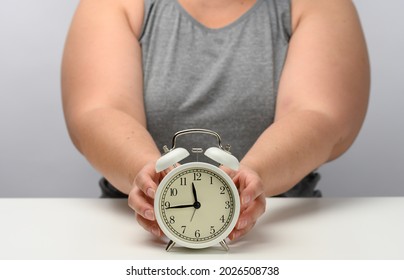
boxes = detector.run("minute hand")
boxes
[166,204,195,209]
[192,182,199,202]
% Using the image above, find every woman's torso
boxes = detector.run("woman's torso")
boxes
[139,0,291,161]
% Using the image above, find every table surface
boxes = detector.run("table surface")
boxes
[0,197,403,260]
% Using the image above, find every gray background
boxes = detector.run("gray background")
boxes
[0,0,403,197]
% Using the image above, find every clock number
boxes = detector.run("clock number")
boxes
[210,176,213,184]
[169,216,175,224]
[170,188,178,196]
[164,201,171,209]
[181,226,186,234]
[210,226,216,234]
[180,177,187,186]
[220,215,225,223]
[195,230,201,238]
[193,172,201,181]
[225,201,230,209]
[219,186,225,194]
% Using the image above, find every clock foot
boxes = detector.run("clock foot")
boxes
[165,240,176,251]
[220,240,229,251]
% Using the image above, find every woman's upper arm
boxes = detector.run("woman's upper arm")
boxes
[61,0,145,126]
[276,0,370,158]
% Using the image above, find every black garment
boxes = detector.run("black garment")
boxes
[99,178,128,198]
[275,172,322,197]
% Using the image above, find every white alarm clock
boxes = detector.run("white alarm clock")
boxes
[154,129,240,251]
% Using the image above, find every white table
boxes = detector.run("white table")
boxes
[0,198,403,259]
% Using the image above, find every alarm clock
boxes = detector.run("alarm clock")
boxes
[154,129,240,251]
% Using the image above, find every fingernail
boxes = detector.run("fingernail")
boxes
[146,188,155,198]
[238,219,247,229]
[144,209,155,220]
[232,231,240,240]
[242,195,251,205]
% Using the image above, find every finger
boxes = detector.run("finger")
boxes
[236,176,264,208]
[128,186,155,221]
[134,166,158,199]
[220,165,238,179]
[236,194,266,231]
[228,221,256,241]
[136,213,163,237]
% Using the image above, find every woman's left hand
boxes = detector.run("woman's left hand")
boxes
[223,165,266,241]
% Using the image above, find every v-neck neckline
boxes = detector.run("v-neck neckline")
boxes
[173,0,264,33]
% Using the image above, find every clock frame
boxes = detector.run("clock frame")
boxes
[153,129,240,251]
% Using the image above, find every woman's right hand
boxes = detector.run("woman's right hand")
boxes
[128,162,166,238]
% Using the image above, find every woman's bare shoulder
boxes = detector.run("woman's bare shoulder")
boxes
[74,0,145,39]
[291,0,358,32]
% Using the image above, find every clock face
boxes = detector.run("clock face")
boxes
[154,162,240,249]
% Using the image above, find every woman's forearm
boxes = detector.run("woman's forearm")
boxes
[67,107,161,194]
[242,109,346,196]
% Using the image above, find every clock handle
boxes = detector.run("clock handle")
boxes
[170,128,226,150]
[155,147,190,172]
[204,147,239,171]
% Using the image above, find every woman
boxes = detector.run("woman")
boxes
[62,0,369,241]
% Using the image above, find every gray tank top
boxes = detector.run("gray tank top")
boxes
[140,0,291,161]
